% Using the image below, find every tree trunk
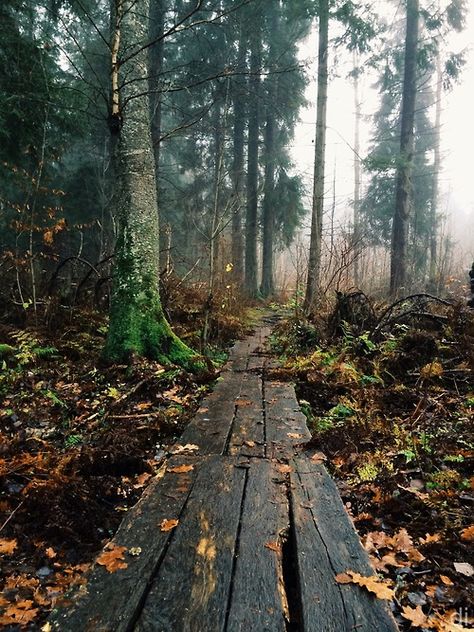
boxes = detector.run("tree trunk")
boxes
[231,20,246,288]
[104,0,198,369]
[353,50,362,287]
[244,21,261,298]
[390,0,419,296]
[429,54,442,291]
[260,108,275,297]
[304,0,329,312]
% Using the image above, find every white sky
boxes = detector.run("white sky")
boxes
[292,2,474,255]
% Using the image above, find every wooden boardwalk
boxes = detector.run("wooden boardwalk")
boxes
[50,322,398,632]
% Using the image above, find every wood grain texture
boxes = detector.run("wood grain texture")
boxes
[135,456,246,632]
[226,459,288,632]
[228,374,264,457]
[49,456,201,632]
[290,457,398,632]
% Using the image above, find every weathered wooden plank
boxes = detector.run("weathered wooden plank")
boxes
[49,456,202,632]
[265,381,311,459]
[290,457,398,632]
[228,374,264,458]
[180,376,240,454]
[226,459,288,632]
[135,456,246,632]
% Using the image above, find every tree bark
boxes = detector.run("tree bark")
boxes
[429,54,442,291]
[304,0,329,312]
[244,21,261,298]
[104,0,198,369]
[353,50,362,287]
[231,22,246,288]
[390,0,419,296]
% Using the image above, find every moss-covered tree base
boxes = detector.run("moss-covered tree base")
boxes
[104,294,204,373]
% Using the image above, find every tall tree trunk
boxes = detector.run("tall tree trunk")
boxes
[260,107,275,297]
[260,5,278,299]
[429,54,442,291]
[390,0,419,296]
[231,20,245,287]
[304,0,329,312]
[353,50,362,287]
[244,21,261,298]
[104,0,198,369]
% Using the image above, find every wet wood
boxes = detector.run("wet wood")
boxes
[135,456,245,632]
[290,456,398,632]
[226,459,288,632]
[49,456,201,632]
[228,374,264,458]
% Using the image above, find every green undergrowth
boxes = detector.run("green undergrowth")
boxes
[270,303,474,627]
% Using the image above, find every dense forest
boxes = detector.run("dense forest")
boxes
[0,0,473,630]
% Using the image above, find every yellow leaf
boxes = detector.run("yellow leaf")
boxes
[0,538,17,555]
[460,525,474,542]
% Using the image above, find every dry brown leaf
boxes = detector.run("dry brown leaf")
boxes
[460,525,474,542]
[0,538,18,555]
[96,545,128,573]
[264,541,281,553]
[0,600,39,626]
[287,433,303,439]
[45,547,57,559]
[134,472,152,488]
[160,519,179,532]
[167,464,194,474]
[236,399,252,407]
[335,571,395,600]
[310,451,327,464]
[401,605,430,628]
[420,533,442,545]
[276,464,292,474]
[129,547,142,556]
[440,575,454,586]
[244,440,256,448]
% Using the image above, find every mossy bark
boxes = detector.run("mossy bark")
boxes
[104,0,199,371]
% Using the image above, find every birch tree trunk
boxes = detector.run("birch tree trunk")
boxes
[390,0,419,296]
[104,0,198,368]
[304,0,329,312]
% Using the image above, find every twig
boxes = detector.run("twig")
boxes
[0,502,24,534]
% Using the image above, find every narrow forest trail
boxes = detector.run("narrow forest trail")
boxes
[50,318,398,632]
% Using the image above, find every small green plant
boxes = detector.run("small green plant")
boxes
[65,434,83,448]
[399,449,416,464]
[44,389,66,407]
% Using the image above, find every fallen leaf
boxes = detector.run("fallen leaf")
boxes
[440,575,453,586]
[135,401,153,411]
[134,472,152,488]
[244,440,256,448]
[460,525,474,542]
[335,571,395,600]
[167,464,194,474]
[453,562,474,577]
[401,604,429,628]
[97,545,128,573]
[0,601,39,626]
[310,451,327,464]
[41,623,52,632]
[170,444,199,455]
[264,541,281,553]
[0,538,17,555]
[276,464,292,474]
[419,533,441,545]
[129,547,142,556]
[287,433,303,439]
[160,519,179,532]
[45,547,57,559]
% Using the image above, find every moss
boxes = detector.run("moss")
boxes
[103,272,204,373]
[0,344,15,358]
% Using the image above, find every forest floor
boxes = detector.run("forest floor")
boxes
[271,295,474,631]
[0,285,258,629]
